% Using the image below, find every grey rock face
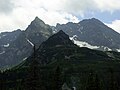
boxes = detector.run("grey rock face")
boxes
[0,17,52,68]
[55,18,120,50]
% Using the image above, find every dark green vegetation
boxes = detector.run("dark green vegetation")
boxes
[0,31,120,90]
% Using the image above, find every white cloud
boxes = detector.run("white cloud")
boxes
[0,0,14,14]
[63,0,96,16]
[94,0,120,12]
[106,20,120,33]
[0,0,120,32]
[0,0,80,32]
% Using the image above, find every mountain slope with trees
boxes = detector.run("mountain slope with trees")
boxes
[0,31,120,89]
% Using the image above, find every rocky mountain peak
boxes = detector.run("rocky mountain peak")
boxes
[56,30,67,36]
[30,16,45,27]
[25,16,52,38]
[80,18,104,25]
[40,30,75,48]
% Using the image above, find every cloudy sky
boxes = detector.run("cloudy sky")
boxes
[0,0,120,33]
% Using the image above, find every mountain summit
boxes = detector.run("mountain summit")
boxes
[29,16,46,28]
[26,17,52,37]
[39,30,75,49]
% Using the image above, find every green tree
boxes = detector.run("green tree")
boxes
[0,71,7,90]
[24,45,45,90]
[109,68,119,90]
[94,73,101,90]
[53,66,63,90]
[0,70,3,90]
[25,58,44,90]
[86,71,94,90]
[86,71,101,90]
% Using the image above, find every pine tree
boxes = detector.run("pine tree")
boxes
[86,71,95,90]
[94,73,101,90]
[24,45,45,90]
[109,68,119,90]
[25,60,40,90]
[86,71,101,90]
[53,66,63,90]
[0,70,3,90]
[0,71,7,90]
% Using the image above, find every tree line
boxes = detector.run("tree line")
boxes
[0,60,120,90]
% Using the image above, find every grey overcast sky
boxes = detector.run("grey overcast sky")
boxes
[0,0,120,33]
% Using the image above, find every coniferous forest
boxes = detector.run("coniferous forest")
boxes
[0,59,120,90]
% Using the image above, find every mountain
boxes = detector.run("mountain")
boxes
[0,29,22,47]
[14,30,120,89]
[0,30,22,66]
[5,30,120,90]
[23,30,77,65]
[19,30,120,68]
[0,29,22,53]
[55,18,120,51]
[1,19,120,90]
[1,17,120,68]
[25,16,52,46]
[0,17,53,68]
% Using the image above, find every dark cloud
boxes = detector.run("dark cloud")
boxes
[0,0,14,14]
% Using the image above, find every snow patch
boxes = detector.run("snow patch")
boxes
[117,49,120,52]
[23,57,27,61]
[70,35,112,51]
[26,39,34,46]
[53,29,57,34]
[70,35,78,40]
[70,35,99,49]
[0,51,5,55]
[74,40,99,49]
[4,43,9,47]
